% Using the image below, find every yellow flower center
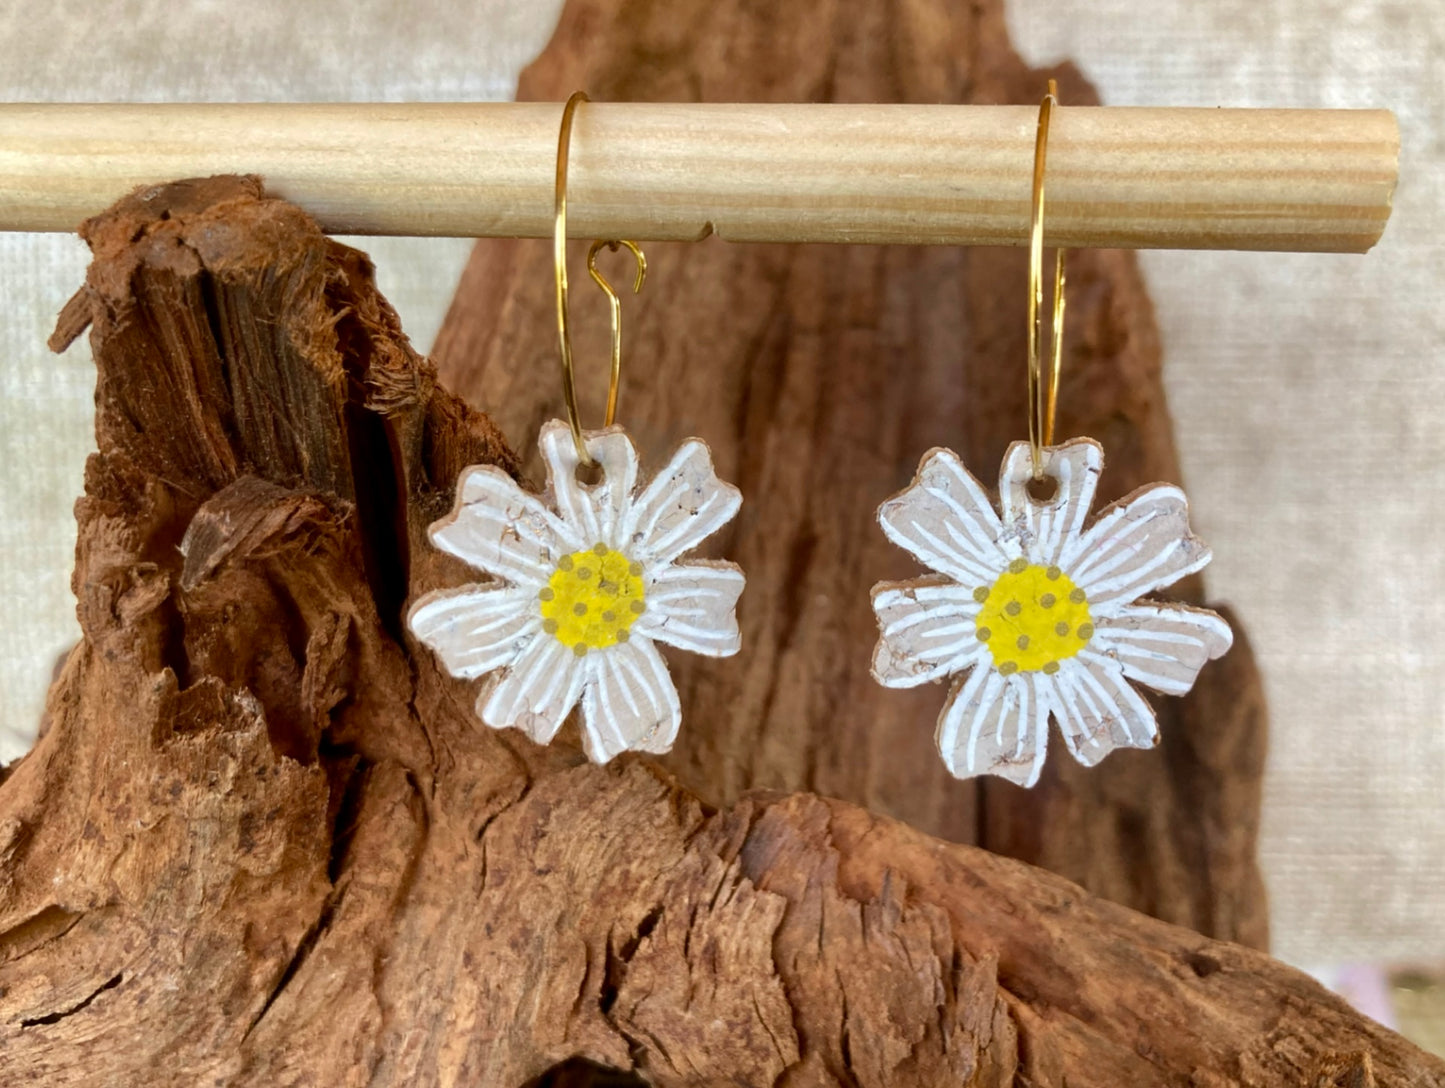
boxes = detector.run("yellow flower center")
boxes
[539,543,646,656]
[975,558,1093,675]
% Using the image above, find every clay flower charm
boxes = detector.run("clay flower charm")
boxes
[409,420,743,764]
[871,439,1232,787]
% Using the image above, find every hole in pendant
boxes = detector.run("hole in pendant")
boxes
[1026,473,1059,503]
[575,459,604,487]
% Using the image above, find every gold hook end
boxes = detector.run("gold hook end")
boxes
[585,239,647,432]
[587,239,647,298]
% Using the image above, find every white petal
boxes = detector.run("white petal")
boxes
[1051,655,1158,766]
[538,419,639,548]
[430,466,577,587]
[478,632,587,746]
[1063,484,1211,609]
[1093,602,1233,696]
[997,439,1103,565]
[870,577,985,689]
[407,585,539,679]
[580,638,683,763]
[634,560,744,657]
[878,448,1012,587]
[936,667,1049,787]
[621,439,741,566]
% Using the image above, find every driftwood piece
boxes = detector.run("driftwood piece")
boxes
[431,0,1269,948]
[0,171,1440,1085]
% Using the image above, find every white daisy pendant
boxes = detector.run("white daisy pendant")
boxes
[871,438,1232,788]
[408,419,744,764]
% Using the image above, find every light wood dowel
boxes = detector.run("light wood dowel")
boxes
[0,102,1398,252]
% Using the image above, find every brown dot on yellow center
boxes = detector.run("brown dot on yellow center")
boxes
[539,547,647,651]
[975,563,1093,674]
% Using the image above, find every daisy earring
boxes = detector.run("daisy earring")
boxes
[869,82,1232,787]
[407,92,744,764]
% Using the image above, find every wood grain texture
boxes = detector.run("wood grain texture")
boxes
[432,0,1271,950]
[0,102,1397,251]
[1,171,1440,1086]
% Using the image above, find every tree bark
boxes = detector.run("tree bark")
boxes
[0,167,1438,1086]
[431,0,1269,949]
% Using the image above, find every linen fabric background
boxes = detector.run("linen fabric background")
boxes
[0,0,1438,968]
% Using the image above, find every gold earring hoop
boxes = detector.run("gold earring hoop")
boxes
[587,239,647,436]
[554,91,646,467]
[869,77,1232,787]
[412,90,744,764]
[1027,79,1067,480]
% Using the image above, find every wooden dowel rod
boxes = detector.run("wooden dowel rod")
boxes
[0,102,1397,252]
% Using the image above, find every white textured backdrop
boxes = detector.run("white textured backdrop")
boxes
[0,0,1439,967]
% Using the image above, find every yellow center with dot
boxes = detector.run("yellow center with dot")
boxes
[974,558,1093,675]
[539,543,647,655]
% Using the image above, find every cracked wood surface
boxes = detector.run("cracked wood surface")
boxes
[0,171,1441,1086]
[431,0,1270,951]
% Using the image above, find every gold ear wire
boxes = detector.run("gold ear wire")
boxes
[1027,79,1068,481]
[586,239,647,430]
[554,91,647,468]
